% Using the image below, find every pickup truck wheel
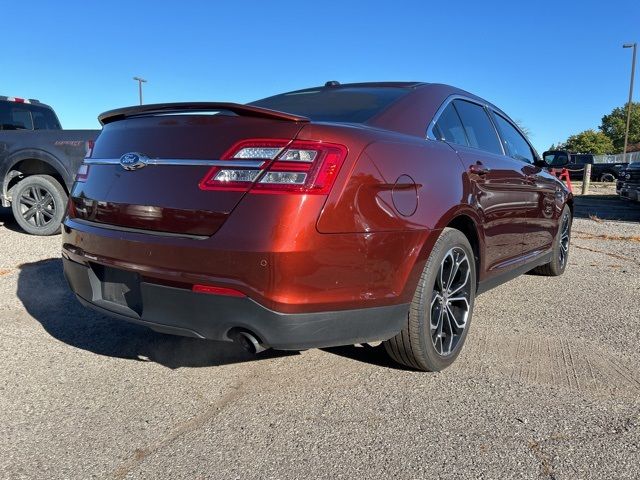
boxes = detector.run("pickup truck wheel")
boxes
[384,228,476,371]
[532,205,571,276]
[11,175,68,236]
[599,172,616,182]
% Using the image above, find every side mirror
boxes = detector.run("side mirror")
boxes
[542,151,569,168]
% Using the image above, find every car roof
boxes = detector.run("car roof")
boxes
[259,82,522,139]
[355,82,510,137]
[283,81,428,93]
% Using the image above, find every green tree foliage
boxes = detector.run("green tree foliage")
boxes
[599,102,640,152]
[559,129,614,154]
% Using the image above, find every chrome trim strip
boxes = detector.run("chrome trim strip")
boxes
[83,158,265,168]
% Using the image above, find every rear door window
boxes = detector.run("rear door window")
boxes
[493,113,535,164]
[432,103,468,146]
[453,100,502,155]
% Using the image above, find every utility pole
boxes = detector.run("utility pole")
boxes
[133,76,147,105]
[622,43,637,163]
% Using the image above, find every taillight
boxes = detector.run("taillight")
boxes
[67,198,77,218]
[75,140,95,183]
[75,164,90,182]
[85,139,95,158]
[199,139,347,194]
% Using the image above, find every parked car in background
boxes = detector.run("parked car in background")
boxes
[62,82,573,371]
[0,96,99,235]
[542,150,625,182]
[617,162,640,202]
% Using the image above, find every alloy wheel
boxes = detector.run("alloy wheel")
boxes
[18,186,56,229]
[559,213,570,268]
[430,247,471,356]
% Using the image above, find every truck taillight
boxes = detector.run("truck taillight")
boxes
[6,96,30,104]
[199,139,347,194]
[76,164,90,182]
[85,140,95,158]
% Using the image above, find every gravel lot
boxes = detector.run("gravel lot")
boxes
[1,196,639,480]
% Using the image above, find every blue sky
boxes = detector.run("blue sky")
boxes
[4,0,638,152]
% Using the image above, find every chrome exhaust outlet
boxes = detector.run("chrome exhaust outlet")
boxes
[234,331,268,354]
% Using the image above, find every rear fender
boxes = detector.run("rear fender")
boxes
[2,149,71,203]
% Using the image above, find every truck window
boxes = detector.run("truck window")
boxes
[0,102,60,130]
[31,105,61,130]
[0,103,33,130]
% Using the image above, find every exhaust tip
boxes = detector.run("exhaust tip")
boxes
[231,330,268,354]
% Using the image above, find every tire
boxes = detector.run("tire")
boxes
[11,175,68,236]
[599,172,616,182]
[384,227,476,371]
[531,205,571,276]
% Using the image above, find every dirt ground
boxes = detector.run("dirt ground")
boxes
[1,195,639,479]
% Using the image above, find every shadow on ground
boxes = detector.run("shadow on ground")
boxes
[17,258,296,369]
[322,344,406,370]
[0,206,23,233]
[574,195,640,222]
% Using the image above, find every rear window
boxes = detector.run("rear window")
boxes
[249,87,410,123]
[0,102,61,130]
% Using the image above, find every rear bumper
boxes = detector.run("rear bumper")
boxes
[62,205,432,314]
[63,257,408,350]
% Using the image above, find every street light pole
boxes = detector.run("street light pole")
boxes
[133,76,147,105]
[622,43,637,163]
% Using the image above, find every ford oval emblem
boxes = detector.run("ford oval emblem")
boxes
[120,152,148,170]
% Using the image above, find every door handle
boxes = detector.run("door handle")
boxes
[469,163,490,176]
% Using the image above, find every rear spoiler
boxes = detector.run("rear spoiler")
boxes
[98,102,310,125]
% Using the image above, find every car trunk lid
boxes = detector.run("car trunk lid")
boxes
[69,105,308,236]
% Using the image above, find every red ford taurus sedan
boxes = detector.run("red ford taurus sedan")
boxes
[62,82,573,371]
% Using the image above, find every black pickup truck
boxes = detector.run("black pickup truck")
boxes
[542,150,626,182]
[1,96,99,235]
[616,162,640,202]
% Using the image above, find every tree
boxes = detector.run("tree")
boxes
[547,142,565,151]
[561,129,614,154]
[514,119,532,138]
[599,102,640,152]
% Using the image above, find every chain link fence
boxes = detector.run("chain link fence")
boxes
[592,152,640,164]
